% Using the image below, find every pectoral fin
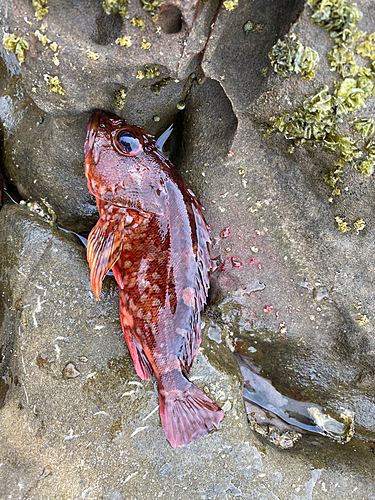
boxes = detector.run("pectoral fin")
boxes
[87,216,127,299]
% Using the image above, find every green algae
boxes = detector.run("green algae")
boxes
[44,75,65,95]
[264,0,375,196]
[150,77,173,95]
[307,0,362,43]
[2,33,29,64]
[101,0,129,17]
[131,15,146,30]
[269,36,319,80]
[114,87,126,109]
[141,0,165,14]
[144,64,160,79]
[32,0,48,20]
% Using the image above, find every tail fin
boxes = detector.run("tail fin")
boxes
[158,379,225,448]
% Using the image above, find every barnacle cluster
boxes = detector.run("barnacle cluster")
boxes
[2,33,29,64]
[269,36,319,80]
[32,0,48,20]
[101,0,129,17]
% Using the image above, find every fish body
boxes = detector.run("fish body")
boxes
[85,110,224,447]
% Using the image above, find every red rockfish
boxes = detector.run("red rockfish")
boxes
[84,110,224,447]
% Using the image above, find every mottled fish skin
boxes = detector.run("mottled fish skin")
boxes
[85,110,224,447]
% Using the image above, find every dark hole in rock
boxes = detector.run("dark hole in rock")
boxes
[159,4,183,34]
[92,10,123,45]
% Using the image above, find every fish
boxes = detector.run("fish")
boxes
[84,110,224,447]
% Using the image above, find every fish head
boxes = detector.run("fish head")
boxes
[85,110,168,215]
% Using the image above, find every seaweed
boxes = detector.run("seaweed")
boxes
[141,37,151,50]
[44,75,65,95]
[115,36,132,47]
[150,77,173,95]
[223,0,238,11]
[101,0,129,17]
[32,0,48,20]
[2,33,29,64]
[144,64,160,78]
[141,0,165,14]
[114,87,126,109]
[307,0,362,43]
[269,36,319,80]
[131,15,146,30]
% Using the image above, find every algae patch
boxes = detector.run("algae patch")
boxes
[114,87,127,109]
[2,32,29,64]
[32,0,48,20]
[101,0,129,17]
[269,36,319,80]
[115,36,132,47]
[44,74,65,95]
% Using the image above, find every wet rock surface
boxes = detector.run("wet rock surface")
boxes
[1,0,375,498]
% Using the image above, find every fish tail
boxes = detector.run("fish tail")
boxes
[158,376,224,448]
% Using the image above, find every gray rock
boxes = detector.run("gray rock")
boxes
[1,0,375,497]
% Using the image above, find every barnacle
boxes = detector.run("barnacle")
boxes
[44,74,65,95]
[115,36,132,47]
[2,33,29,64]
[101,0,129,17]
[141,0,165,14]
[144,64,160,78]
[308,0,362,43]
[243,21,264,34]
[32,0,48,20]
[269,37,319,80]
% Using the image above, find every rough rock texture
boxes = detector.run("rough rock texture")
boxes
[1,0,375,498]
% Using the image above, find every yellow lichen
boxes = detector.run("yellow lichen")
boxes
[335,216,351,233]
[44,74,65,95]
[115,36,132,47]
[32,0,48,20]
[87,50,100,60]
[136,70,145,79]
[2,33,29,64]
[223,0,238,11]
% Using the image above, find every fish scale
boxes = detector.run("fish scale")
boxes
[85,110,224,447]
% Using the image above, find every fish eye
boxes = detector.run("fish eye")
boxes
[115,128,143,156]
